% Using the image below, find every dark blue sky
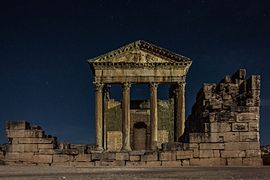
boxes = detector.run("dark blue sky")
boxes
[0,0,269,145]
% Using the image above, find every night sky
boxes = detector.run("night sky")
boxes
[0,0,269,145]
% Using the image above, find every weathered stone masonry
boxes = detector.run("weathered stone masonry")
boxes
[0,68,262,166]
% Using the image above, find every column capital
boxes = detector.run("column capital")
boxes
[176,81,186,87]
[122,82,131,89]
[149,82,159,89]
[94,82,104,92]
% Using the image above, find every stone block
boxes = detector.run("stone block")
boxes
[38,144,54,149]
[17,138,54,144]
[249,123,259,132]
[142,152,158,161]
[209,113,216,122]
[6,130,25,138]
[176,150,193,159]
[159,151,176,161]
[199,143,224,150]
[189,158,200,166]
[91,153,102,161]
[199,150,213,158]
[100,160,125,166]
[236,113,258,122]
[239,132,259,142]
[246,150,261,157]
[101,152,116,160]
[24,144,38,152]
[193,149,199,158]
[115,152,129,161]
[226,158,243,166]
[248,75,260,90]
[7,144,24,152]
[189,133,205,143]
[6,121,30,130]
[161,142,186,151]
[129,150,145,156]
[62,149,79,155]
[216,112,235,122]
[204,123,231,133]
[204,133,224,143]
[157,130,169,148]
[182,159,190,166]
[222,132,240,142]
[107,131,122,151]
[5,152,34,162]
[8,144,38,152]
[53,155,71,163]
[38,149,55,155]
[33,155,52,164]
[145,161,161,167]
[232,123,248,132]
[51,162,71,167]
[190,158,226,166]
[220,150,246,158]
[207,132,241,143]
[75,154,92,162]
[129,155,140,161]
[126,161,145,166]
[24,130,44,138]
[188,143,199,150]
[224,142,260,150]
[242,157,262,166]
[70,161,95,167]
[161,161,182,167]
[213,150,220,157]
[94,161,101,166]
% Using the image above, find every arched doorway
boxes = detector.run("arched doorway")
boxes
[133,122,147,150]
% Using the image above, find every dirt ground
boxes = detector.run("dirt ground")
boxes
[0,166,270,180]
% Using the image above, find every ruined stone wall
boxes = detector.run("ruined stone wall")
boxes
[183,69,262,165]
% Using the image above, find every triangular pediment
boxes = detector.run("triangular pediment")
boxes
[88,40,191,64]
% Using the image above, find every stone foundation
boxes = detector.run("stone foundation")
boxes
[0,69,262,166]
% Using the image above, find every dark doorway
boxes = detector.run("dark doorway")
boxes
[133,122,147,150]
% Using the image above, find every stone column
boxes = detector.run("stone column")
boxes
[94,82,104,151]
[175,82,186,141]
[150,82,158,150]
[121,82,131,151]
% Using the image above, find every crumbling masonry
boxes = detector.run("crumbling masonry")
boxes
[0,41,262,166]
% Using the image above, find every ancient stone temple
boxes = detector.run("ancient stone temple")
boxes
[87,40,192,151]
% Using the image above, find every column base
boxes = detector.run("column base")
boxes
[150,141,158,150]
[121,147,132,152]
[95,146,104,152]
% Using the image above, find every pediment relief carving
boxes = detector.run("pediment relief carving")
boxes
[95,50,172,64]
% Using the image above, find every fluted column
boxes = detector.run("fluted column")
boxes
[121,82,131,151]
[175,82,186,140]
[150,82,158,150]
[94,82,104,151]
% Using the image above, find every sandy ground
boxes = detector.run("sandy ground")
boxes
[0,166,270,180]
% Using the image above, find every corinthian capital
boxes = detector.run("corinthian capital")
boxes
[149,82,159,89]
[122,82,131,89]
[177,81,186,88]
[94,82,104,92]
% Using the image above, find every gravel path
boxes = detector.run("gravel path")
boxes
[0,166,270,180]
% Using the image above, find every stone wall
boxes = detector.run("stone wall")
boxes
[0,69,262,166]
[104,98,174,151]
[183,69,262,165]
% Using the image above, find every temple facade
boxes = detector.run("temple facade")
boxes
[88,40,192,151]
